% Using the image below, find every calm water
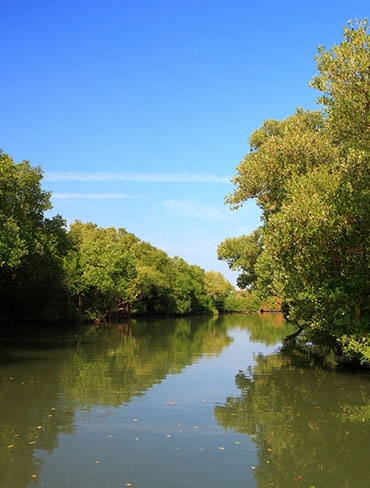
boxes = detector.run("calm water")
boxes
[1,314,370,488]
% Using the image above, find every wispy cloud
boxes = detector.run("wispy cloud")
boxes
[44,171,230,183]
[52,193,149,200]
[161,200,225,221]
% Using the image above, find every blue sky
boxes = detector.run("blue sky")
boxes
[2,1,368,284]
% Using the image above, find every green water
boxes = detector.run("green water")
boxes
[1,314,370,488]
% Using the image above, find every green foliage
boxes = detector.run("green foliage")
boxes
[220,19,370,362]
[0,150,224,323]
[311,19,370,150]
[66,221,216,320]
[66,221,138,320]
[225,109,335,217]
[0,151,72,323]
[204,270,234,310]
[217,228,263,288]
[223,290,260,312]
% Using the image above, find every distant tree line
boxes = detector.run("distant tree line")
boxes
[218,20,370,363]
[1,150,264,324]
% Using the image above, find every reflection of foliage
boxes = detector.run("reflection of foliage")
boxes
[0,316,233,488]
[232,313,295,346]
[0,314,293,488]
[215,348,370,488]
[60,316,232,407]
[0,342,76,488]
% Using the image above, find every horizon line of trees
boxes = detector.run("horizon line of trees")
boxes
[0,150,273,325]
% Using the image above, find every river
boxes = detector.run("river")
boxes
[1,314,370,488]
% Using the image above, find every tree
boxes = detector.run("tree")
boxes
[220,19,370,362]
[203,270,234,311]
[170,257,214,316]
[0,151,71,322]
[0,151,52,267]
[310,19,370,151]
[225,109,336,218]
[217,228,264,289]
[66,222,216,319]
[66,221,137,320]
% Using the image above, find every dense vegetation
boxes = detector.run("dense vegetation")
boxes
[218,20,370,363]
[0,150,242,323]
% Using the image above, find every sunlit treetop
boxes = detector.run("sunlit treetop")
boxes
[310,18,370,150]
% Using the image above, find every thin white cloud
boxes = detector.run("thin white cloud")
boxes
[52,193,149,200]
[161,200,225,221]
[44,171,230,183]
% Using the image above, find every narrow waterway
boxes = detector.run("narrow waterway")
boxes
[1,314,370,488]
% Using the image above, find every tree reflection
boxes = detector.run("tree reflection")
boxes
[0,316,233,488]
[60,316,232,407]
[0,340,76,488]
[215,346,370,488]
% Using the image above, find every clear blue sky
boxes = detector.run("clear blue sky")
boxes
[2,1,368,284]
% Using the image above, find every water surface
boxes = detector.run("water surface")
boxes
[1,314,370,488]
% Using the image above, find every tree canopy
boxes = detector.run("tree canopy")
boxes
[0,151,72,322]
[219,19,370,363]
[0,153,239,324]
